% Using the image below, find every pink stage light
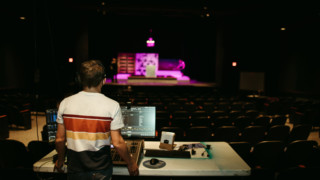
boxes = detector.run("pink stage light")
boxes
[146,37,155,47]
[68,58,73,63]
[116,73,131,80]
[157,70,183,78]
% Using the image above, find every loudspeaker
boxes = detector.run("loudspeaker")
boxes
[20,109,31,130]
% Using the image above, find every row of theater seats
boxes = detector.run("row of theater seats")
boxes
[157,123,312,145]
[104,85,320,128]
[155,110,287,131]
[231,139,320,180]
[0,139,56,179]
[118,96,266,115]
[105,86,283,113]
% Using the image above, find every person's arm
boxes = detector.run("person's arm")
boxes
[111,130,139,176]
[55,123,66,173]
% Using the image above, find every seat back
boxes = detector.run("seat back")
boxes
[287,124,312,143]
[265,125,290,142]
[214,126,240,142]
[277,166,320,180]
[233,115,252,131]
[252,115,271,131]
[186,126,211,141]
[27,140,55,163]
[241,125,266,146]
[269,115,287,127]
[245,109,259,122]
[250,140,285,169]
[0,139,32,168]
[211,115,232,130]
[283,140,318,168]
[229,141,251,164]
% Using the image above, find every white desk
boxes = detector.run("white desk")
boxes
[33,141,251,177]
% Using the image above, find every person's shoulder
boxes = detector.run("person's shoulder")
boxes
[64,92,81,100]
[100,94,120,105]
[59,93,74,102]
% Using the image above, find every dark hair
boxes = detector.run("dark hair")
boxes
[79,60,105,88]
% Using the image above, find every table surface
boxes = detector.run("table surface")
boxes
[33,141,251,177]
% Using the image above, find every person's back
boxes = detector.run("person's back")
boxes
[59,91,121,173]
[54,60,139,180]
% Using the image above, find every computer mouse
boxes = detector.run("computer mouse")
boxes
[150,158,159,165]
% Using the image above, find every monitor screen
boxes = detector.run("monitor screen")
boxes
[120,106,156,139]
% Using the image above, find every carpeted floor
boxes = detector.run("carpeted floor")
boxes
[7,112,47,146]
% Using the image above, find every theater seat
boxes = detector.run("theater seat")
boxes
[265,125,290,142]
[240,125,266,146]
[287,124,312,143]
[282,140,318,168]
[0,139,32,169]
[27,140,55,163]
[213,126,240,142]
[186,126,212,141]
[249,140,285,170]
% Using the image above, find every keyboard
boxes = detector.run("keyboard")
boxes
[145,149,191,158]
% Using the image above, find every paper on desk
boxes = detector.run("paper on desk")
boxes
[160,131,175,144]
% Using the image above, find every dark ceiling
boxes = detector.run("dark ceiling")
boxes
[2,0,320,21]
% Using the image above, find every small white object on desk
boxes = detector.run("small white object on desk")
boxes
[160,131,175,145]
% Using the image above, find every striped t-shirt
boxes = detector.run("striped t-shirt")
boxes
[56,91,124,173]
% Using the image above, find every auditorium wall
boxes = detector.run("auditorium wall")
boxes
[1,2,320,98]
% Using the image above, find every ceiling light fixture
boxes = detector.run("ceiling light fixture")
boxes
[146,29,155,47]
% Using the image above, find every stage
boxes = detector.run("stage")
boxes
[104,76,217,87]
[104,53,218,87]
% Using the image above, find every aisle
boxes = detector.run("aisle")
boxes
[8,112,46,146]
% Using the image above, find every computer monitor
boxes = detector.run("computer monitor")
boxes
[45,109,58,142]
[120,106,156,139]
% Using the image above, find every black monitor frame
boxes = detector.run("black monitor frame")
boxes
[120,106,156,139]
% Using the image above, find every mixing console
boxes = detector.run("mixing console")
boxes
[111,139,144,165]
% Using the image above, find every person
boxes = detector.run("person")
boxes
[175,59,186,75]
[176,59,185,70]
[54,59,139,179]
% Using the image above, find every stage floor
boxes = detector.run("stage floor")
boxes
[104,78,218,87]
